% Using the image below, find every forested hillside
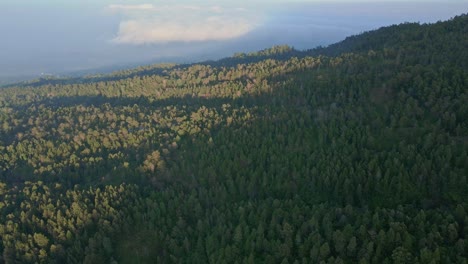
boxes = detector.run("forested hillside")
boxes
[0,14,467,263]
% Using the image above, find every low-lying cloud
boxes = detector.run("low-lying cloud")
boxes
[110,4,259,44]
[108,4,155,11]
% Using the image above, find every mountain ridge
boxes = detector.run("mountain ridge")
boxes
[4,13,466,89]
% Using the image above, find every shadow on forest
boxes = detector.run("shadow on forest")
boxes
[3,73,297,194]
[12,93,268,111]
[1,66,176,89]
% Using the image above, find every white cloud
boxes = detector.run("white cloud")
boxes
[109,4,259,44]
[108,4,155,11]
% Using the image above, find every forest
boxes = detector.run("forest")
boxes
[0,14,467,263]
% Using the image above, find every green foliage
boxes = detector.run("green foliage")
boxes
[0,14,467,263]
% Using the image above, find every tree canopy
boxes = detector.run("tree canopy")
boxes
[0,14,467,263]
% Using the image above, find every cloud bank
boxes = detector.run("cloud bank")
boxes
[110,4,259,44]
[108,4,155,11]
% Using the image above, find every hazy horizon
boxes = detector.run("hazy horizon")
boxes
[1,1,467,82]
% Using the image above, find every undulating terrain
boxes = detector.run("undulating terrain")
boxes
[0,14,467,263]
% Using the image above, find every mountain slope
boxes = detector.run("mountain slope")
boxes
[0,14,467,263]
[308,14,468,64]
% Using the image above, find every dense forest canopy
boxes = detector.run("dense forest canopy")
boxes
[0,14,467,263]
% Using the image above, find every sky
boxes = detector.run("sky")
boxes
[0,0,467,81]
